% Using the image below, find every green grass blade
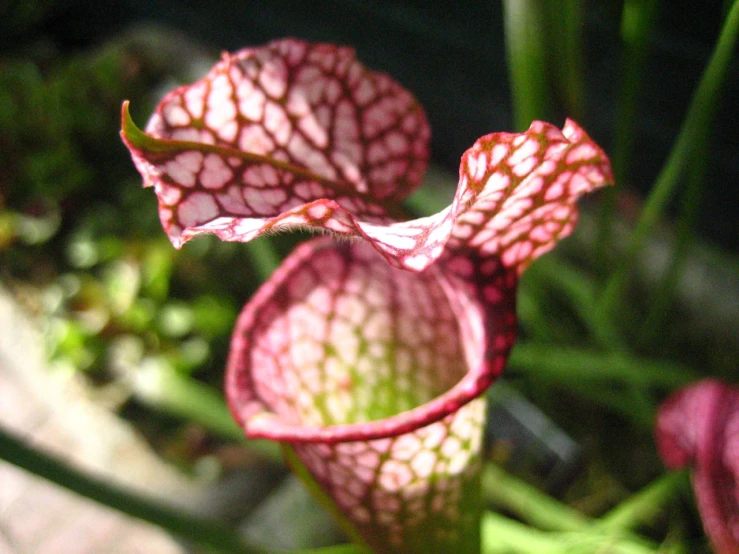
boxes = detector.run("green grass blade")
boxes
[598,0,739,323]
[600,471,689,532]
[502,0,551,130]
[595,0,660,271]
[0,426,266,554]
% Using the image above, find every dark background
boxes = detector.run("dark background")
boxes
[5,0,738,249]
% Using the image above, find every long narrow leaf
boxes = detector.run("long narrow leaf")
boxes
[0,426,265,554]
[598,0,739,322]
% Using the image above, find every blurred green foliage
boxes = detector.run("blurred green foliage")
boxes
[0,2,737,553]
[0,12,269,427]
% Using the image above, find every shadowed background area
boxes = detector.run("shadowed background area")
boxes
[6,0,737,249]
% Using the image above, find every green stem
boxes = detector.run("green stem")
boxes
[508,343,697,390]
[246,237,282,283]
[526,256,624,350]
[507,345,697,427]
[544,0,585,120]
[598,0,739,322]
[482,463,589,532]
[600,471,689,531]
[481,512,657,554]
[0,426,265,554]
[481,464,685,553]
[294,546,363,554]
[661,513,690,554]
[638,124,709,347]
[561,381,655,428]
[516,285,564,343]
[501,0,551,130]
[552,531,656,554]
[595,0,660,272]
[481,511,556,553]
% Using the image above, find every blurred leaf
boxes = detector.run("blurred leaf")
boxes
[141,243,173,301]
[158,301,194,338]
[191,295,237,338]
[502,0,552,129]
[103,258,141,315]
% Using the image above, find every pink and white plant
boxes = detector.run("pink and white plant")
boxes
[122,38,613,553]
[656,379,739,554]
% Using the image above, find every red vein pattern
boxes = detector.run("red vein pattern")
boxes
[448,119,612,275]
[656,380,739,554]
[122,38,614,554]
[121,38,429,248]
[122,41,611,272]
[226,237,510,442]
[226,237,497,553]
[291,398,485,553]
